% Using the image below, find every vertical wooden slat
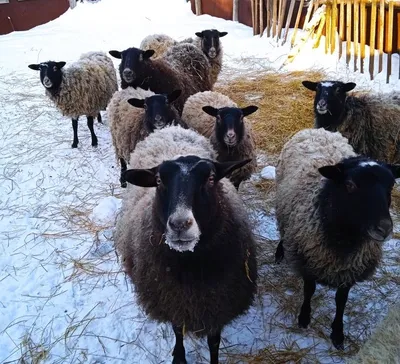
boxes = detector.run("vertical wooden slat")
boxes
[277,0,288,39]
[282,0,297,44]
[291,0,305,46]
[346,0,352,66]
[339,0,345,59]
[378,0,385,73]
[233,0,239,21]
[331,0,338,54]
[387,1,394,83]
[313,11,327,48]
[353,0,360,71]
[260,0,264,36]
[194,0,202,15]
[251,0,256,35]
[369,0,377,80]
[266,0,272,36]
[325,2,332,54]
[360,0,366,73]
[303,0,315,30]
[272,0,278,37]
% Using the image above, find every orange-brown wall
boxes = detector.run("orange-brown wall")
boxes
[0,0,69,35]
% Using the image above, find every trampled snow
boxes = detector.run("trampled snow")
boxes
[0,0,399,363]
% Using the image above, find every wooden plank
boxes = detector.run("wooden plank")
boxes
[313,11,326,48]
[378,0,385,72]
[194,0,202,15]
[387,1,394,83]
[251,0,256,35]
[272,0,278,37]
[291,0,305,46]
[303,0,315,30]
[233,0,239,21]
[369,0,377,80]
[266,0,272,36]
[282,0,297,44]
[325,3,332,54]
[331,0,338,54]
[353,0,360,71]
[339,0,345,59]
[345,0,352,66]
[260,0,264,35]
[277,0,288,39]
[360,0,366,73]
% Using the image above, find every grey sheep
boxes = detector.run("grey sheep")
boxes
[182,90,258,189]
[303,80,400,163]
[107,87,185,188]
[28,51,118,148]
[115,125,258,364]
[275,128,400,350]
[108,46,211,114]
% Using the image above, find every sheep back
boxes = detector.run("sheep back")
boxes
[47,51,118,118]
[108,87,155,162]
[276,128,382,287]
[139,34,177,59]
[338,94,400,163]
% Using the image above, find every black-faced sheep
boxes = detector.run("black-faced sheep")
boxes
[108,45,211,114]
[140,29,228,86]
[114,125,258,364]
[107,87,185,188]
[302,80,400,163]
[347,303,400,363]
[182,91,258,190]
[275,128,400,350]
[28,51,118,148]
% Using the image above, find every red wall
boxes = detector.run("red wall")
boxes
[0,0,69,35]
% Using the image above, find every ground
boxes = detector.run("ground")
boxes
[0,0,399,363]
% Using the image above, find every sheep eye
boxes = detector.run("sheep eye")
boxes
[144,104,148,110]
[208,174,215,186]
[335,87,341,94]
[346,180,357,193]
[156,176,161,186]
[53,66,57,72]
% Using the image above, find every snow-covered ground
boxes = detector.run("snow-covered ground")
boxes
[0,0,399,363]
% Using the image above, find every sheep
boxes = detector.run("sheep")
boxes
[140,29,228,86]
[182,91,258,190]
[274,128,400,350]
[28,51,118,148]
[108,45,211,114]
[302,80,400,163]
[107,87,185,188]
[347,303,400,363]
[114,125,258,364]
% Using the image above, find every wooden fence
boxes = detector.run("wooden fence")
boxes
[249,0,399,82]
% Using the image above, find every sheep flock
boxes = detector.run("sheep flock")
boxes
[26,27,400,364]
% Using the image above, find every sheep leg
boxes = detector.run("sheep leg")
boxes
[330,285,351,350]
[172,325,187,364]
[97,112,103,124]
[71,118,79,148]
[298,278,316,328]
[86,116,98,147]
[120,158,127,188]
[275,240,284,263]
[207,330,221,364]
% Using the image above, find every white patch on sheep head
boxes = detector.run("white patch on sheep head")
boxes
[359,161,378,167]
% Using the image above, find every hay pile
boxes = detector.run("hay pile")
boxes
[215,70,326,155]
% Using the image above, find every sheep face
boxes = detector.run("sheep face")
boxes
[302,80,356,130]
[318,156,400,243]
[195,29,228,59]
[127,90,181,131]
[28,61,66,92]
[123,156,251,252]
[109,47,155,85]
[203,105,258,147]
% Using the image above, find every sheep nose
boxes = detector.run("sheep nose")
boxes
[168,216,193,232]
[123,68,134,77]
[154,114,162,122]
[318,99,327,108]
[226,131,235,139]
[376,218,393,239]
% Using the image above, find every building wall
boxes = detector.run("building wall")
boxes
[0,0,69,35]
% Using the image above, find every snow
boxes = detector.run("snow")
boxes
[260,166,276,180]
[0,0,399,363]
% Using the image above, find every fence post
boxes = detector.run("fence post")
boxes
[233,0,239,21]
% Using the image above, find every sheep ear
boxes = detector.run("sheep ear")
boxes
[109,50,122,59]
[143,50,155,59]
[386,164,400,179]
[242,105,258,117]
[202,106,219,117]
[318,163,345,181]
[344,82,356,92]
[302,81,318,91]
[127,98,145,108]
[167,90,182,103]
[218,31,228,37]
[28,64,40,71]
[195,32,204,38]
[214,159,252,181]
[123,167,158,187]
[56,62,66,69]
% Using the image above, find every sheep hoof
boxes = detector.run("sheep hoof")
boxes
[71,142,78,148]
[330,332,345,350]
[298,314,310,329]
[172,358,187,364]
[92,139,98,147]
[121,182,127,188]
[275,240,284,264]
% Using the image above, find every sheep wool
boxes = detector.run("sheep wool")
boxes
[47,51,118,118]
[275,128,384,287]
[139,34,177,59]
